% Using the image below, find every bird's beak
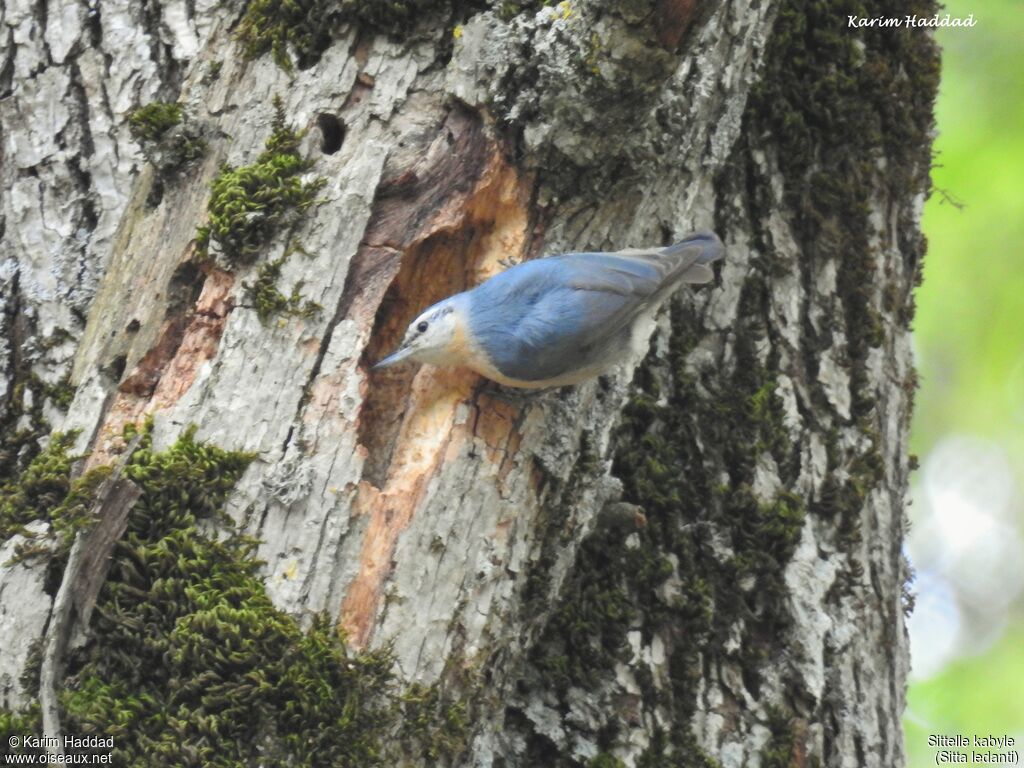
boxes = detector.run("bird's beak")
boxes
[373,344,415,370]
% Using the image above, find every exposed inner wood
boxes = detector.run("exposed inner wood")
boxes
[339,112,532,647]
[87,265,233,468]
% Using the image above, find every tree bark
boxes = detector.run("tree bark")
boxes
[0,0,938,765]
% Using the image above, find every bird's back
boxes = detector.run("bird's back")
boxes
[464,233,723,385]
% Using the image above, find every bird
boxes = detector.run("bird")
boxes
[373,231,725,389]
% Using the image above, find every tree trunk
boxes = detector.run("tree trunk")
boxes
[0,0,938,765]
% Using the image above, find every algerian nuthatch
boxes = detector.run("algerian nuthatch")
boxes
[374,231,724,388]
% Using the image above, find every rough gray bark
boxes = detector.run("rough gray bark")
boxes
[0,0,937,765]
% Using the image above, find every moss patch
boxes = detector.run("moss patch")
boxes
[0,431,77,541]
[636,727,721,768]
[128,102,183,143]
[58,426,393,765]
[529,511,675,696]
[397,682,469,761]
[738,0,937,646]
[608,299,805,735]
[237,0,338,71]
[1,424,468,765]
[0,372,73,498]
[0,330,80,553]
[589,753,627,768]
[0,430,111,561]
[496,0,553,21]
[759,706,797,768]
[510,284,806,763]
[338,0,453,35]
[128,102,206,176]
[746,0,939,413]
[242,257,323,325]
[237,0,457,70]
[0,703,42,750]
[197,98,324,266]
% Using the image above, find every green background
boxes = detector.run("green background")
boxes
[905,0,1024,763]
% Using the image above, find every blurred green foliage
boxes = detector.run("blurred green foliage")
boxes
[906,622,1024,764]
[907,0,1024,763]
[913,0,1024,464]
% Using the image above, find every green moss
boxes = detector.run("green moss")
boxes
[197,97,324,265]
[49,425,394,765]
[0,702,42,756]
[759,706,796,768]
[637,727,721,768]
[128,102,183,143]
[8,469,115,570]
[337,0,452,35]
[42,374,75,410]
[237,0,337,71]
[514,423,717,761]
[204,59,223,83]
[746,0,939,412]
[2,423,467,765]
[589,753,627,768]
[0,427,124,566]
[18,639,45,701]
[496,0,553,21]
[51,466,115,545]
[748,379,788,456]
[740,488,805,561]
[237,0,454,70]
[397,682,469,760]
[515,284,808,759]
[242,258,323,325]
[129,101,206,175]
[0,372,73,495]
[529,516,672,695]
[814,426,884,578]
[0,431,78,542]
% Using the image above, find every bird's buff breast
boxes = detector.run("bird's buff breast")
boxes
[427,321,546,389]
[445,322,610,389]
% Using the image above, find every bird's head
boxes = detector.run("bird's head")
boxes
[373,298,465,370]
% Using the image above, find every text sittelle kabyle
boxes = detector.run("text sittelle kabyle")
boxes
[929,735,1019,765]
[848,13,977,28]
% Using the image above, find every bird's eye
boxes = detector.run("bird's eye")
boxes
[417,321,428,333]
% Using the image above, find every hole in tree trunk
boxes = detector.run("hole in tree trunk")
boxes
[317,113,345,155]
[105,354,127,383]
[357,230,476,487]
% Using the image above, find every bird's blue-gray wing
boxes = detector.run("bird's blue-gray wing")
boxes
[466,255,660,383]
[466,234,723,383]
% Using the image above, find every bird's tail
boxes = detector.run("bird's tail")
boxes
[662,231,725,284]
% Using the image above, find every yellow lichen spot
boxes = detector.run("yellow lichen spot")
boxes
[283,560,299,580]
[453,24,463,39]
[558,0,572,20]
